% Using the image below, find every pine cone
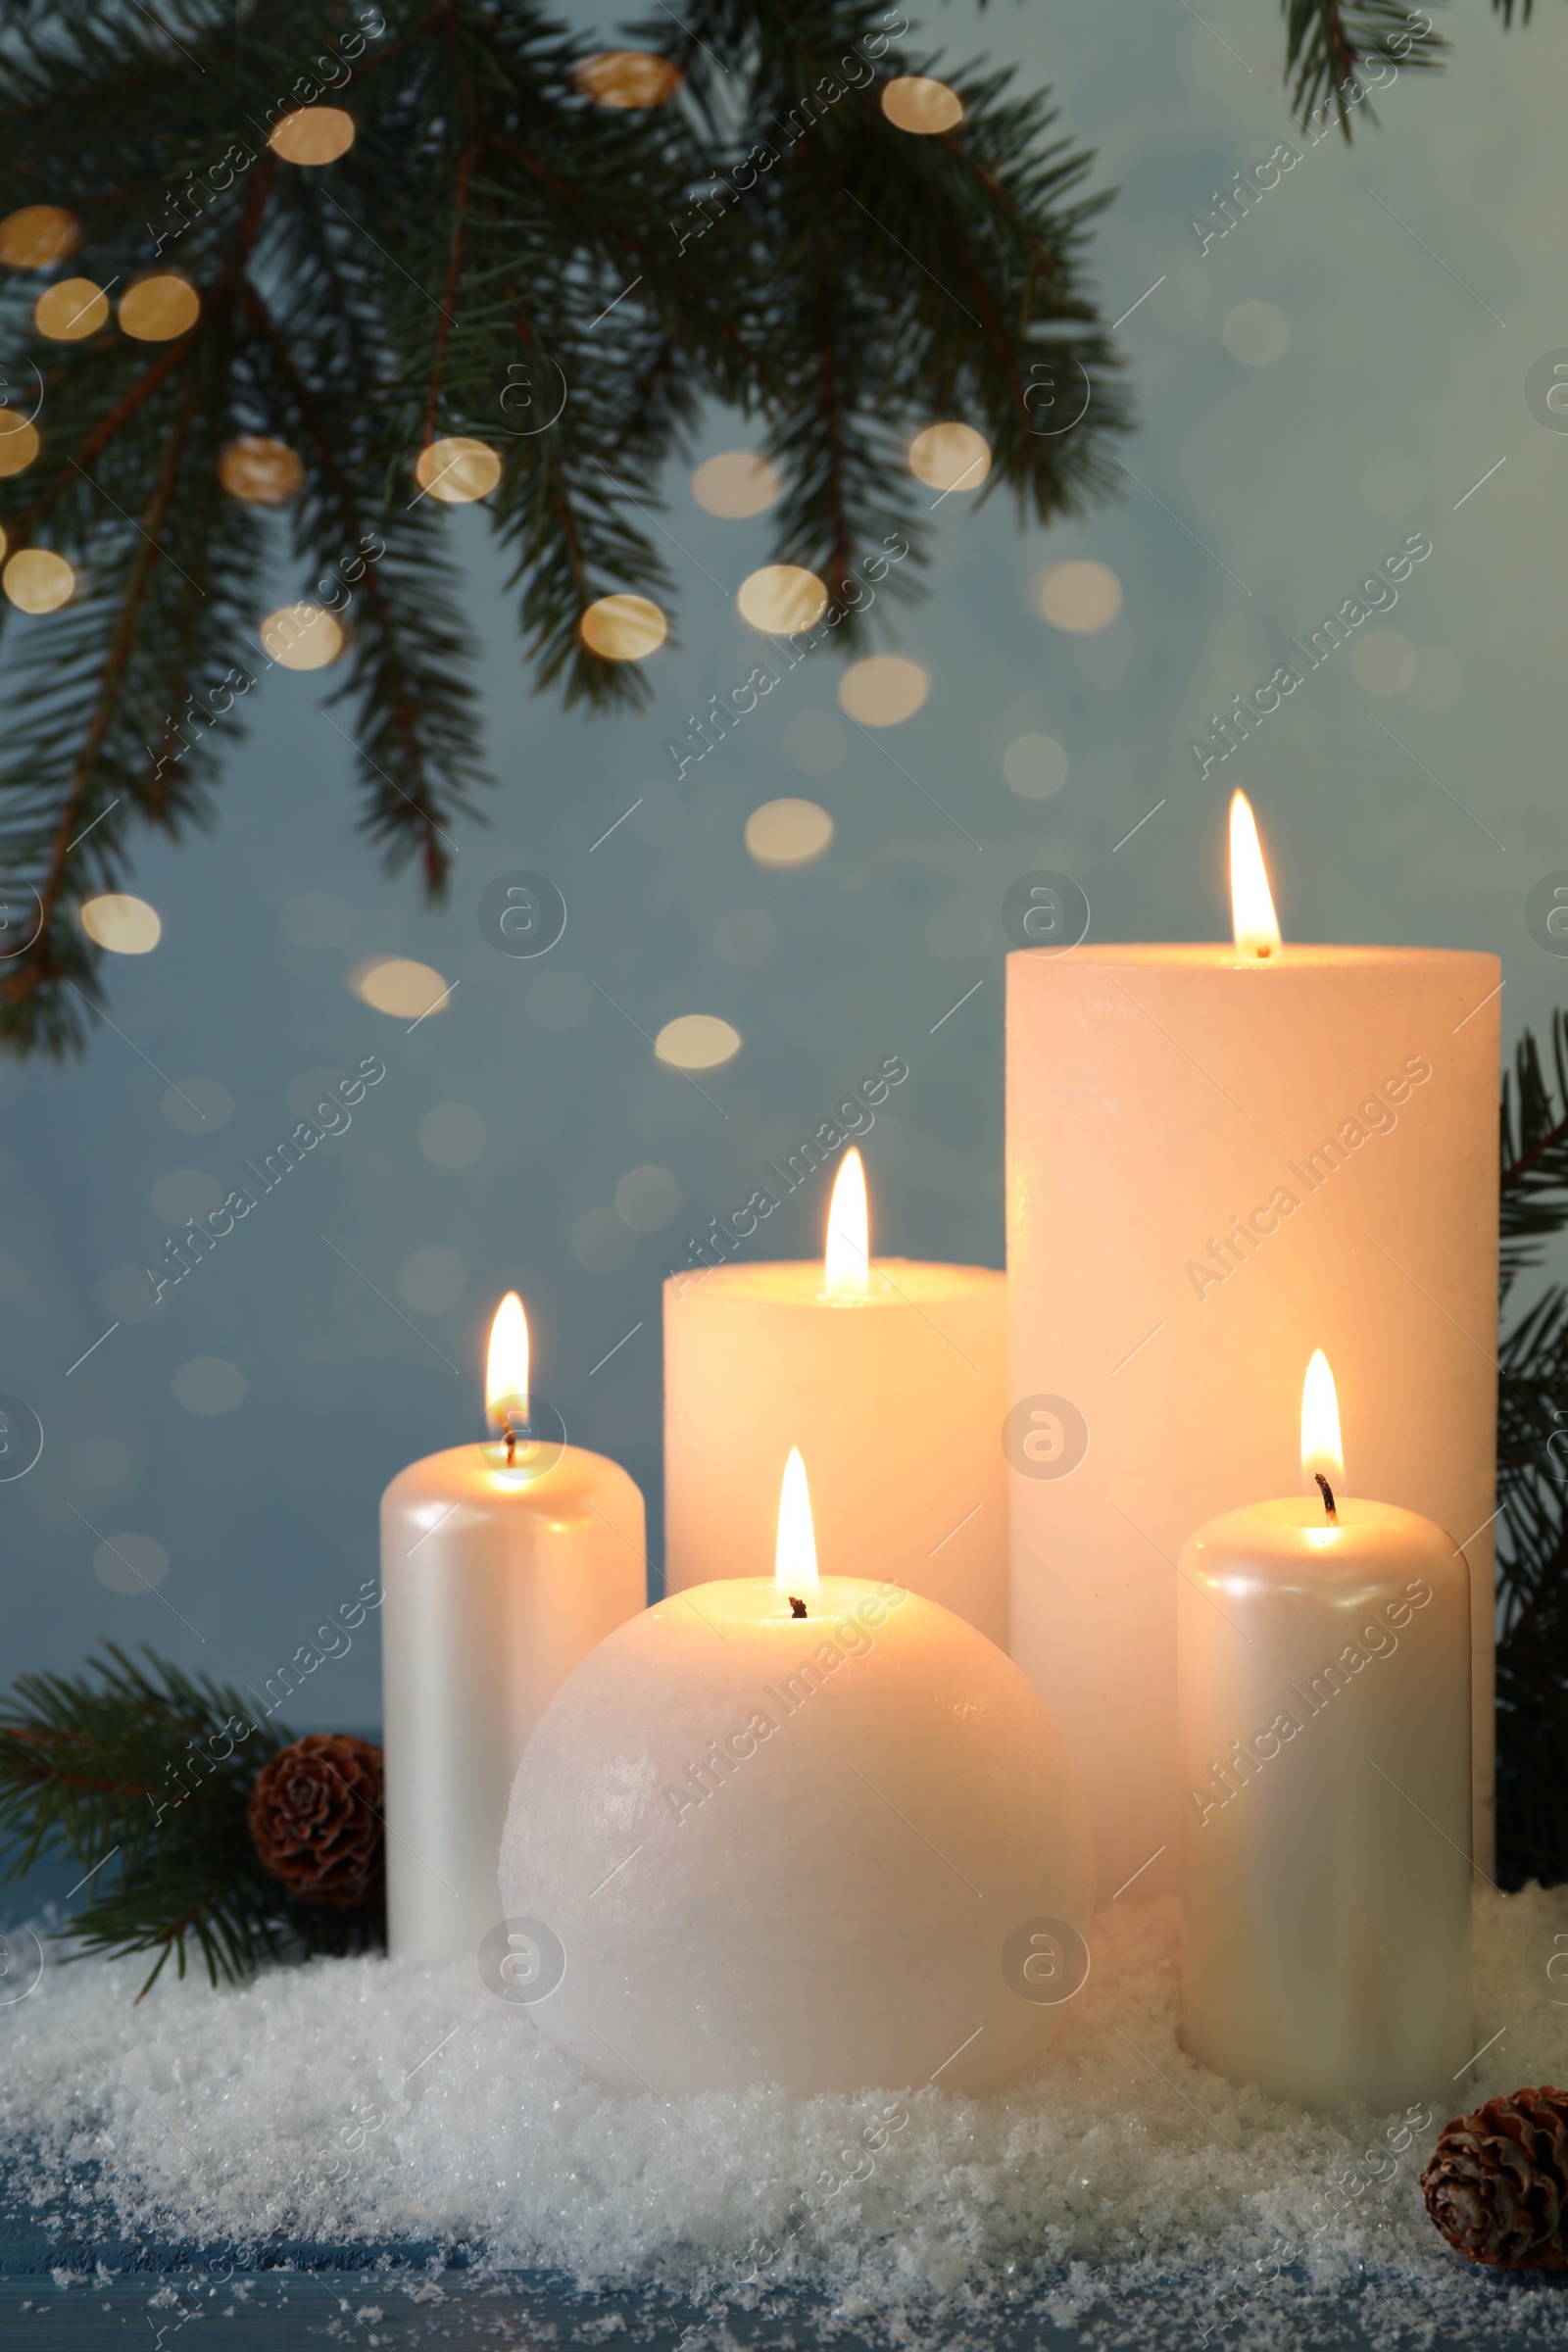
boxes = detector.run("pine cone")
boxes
[1421,2086,1568,2269]
[246,1734,384,1913]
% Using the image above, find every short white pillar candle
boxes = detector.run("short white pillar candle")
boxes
[500,1450,1094,2095]
[1179,1353,1472,2110]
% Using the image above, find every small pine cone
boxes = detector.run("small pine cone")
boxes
[246,1734,384,1913]
[1421,2086,1568,2270]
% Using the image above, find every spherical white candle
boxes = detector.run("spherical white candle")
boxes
[500,1451,1094,2095]
[1179,1354,1472,2110]
[665,1152,1008,1644]
[381,1295,646,1964]
[1007,793,1499,1900]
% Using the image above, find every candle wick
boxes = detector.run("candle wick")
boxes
[1313,1471,1338,1522]
[788,1594,808,1620]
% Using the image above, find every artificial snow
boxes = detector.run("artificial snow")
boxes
[4,1886,1568,2345]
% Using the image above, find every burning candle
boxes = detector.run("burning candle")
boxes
[380,1294,647,1963]
[1006,794,1499,1900]
[664,1150,1007,1642]
[500,1449,1094,2095]
[1178,1352,1472,2109]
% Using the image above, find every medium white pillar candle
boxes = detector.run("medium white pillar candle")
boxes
[664,1152,1007,1642]
[380,1294,646,1963]
[1180,1354,1471,2110]
[1005,795,1498,1900]
[501,1450,1094,2095]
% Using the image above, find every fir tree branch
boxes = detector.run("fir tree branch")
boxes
[1279,0,1447,138]
[0,1645,380,1994]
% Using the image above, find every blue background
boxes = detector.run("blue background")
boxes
[2,0,1561,1744]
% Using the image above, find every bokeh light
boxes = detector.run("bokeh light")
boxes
[1004,734,1070,799]
[908,422,991,493]
[119,274,200,342]
[172,1357,246,1416]
[745,798,834,866]
[1222,300,1289,367]
[269,107,357,165]
[220,436,305,504]
[261,603,344,669]
[398,1246,467,1315]
[416,437,503,504]
[737,564,828,635]
[419,1102,487,1169]
[92,1533,169,1594]
[0,205,80,269]
[691,452,782,517]
[655,1013,742,1071]
[0,413,40,477]
[838,656,928,726]
[573,52,682,107]
[881,76,963,133]
[348,956,452,1019]
[81,893,162,954]
[615,1164,682,1230]
[580,594,667,660]
[1035,559,1122,634]
[34,277,108,340]
[1351,630,1418,696]
[4,549,75,613]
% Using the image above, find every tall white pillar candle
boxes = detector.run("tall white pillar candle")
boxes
[664,1152,1007,1642]
[1180,1355,1471,2110]
[1005,798,1498,1899]
[380,1295,646,1962]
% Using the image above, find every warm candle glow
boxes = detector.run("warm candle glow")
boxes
[824,1146,870,1298]
[1300,1348,1345,1491]
[774,1446,820,1593]
[486,1292,530,1430]
[1229,790,1281,960]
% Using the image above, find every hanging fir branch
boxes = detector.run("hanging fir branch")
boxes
[1279,1,1447,138]
[1495,1012,1568,1888]
[0,1644,383,1994]
[0,0,1130,1058]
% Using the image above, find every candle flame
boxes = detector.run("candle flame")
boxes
[1300,1348,1345,1490]
[775,1446,820,1593]
[486,1291,530,1431]
[1229,790,1281,960]
[824,1146,870,1299]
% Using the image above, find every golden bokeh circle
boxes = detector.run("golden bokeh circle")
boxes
[219,436,305,505]
[4,549,76,613]
[655,1013,742,1071]
[881,76,964,134]
[574,51,682,108]
[34,277,108,341]
[0,205,81,270]
[691,452,782,518]
[580,594,668,661]
[80,894,162,955]
[908,420,991,493]
[0,413,41,478]
[1035,559,1123,635]
[348,956,452,1020]
[416,437,503,504]
[744,799,834,868]
[260,603,345,670]
[269,107,357,165]
[838,655,929,727]
[119,274,201,342]
[736,564,828,636]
